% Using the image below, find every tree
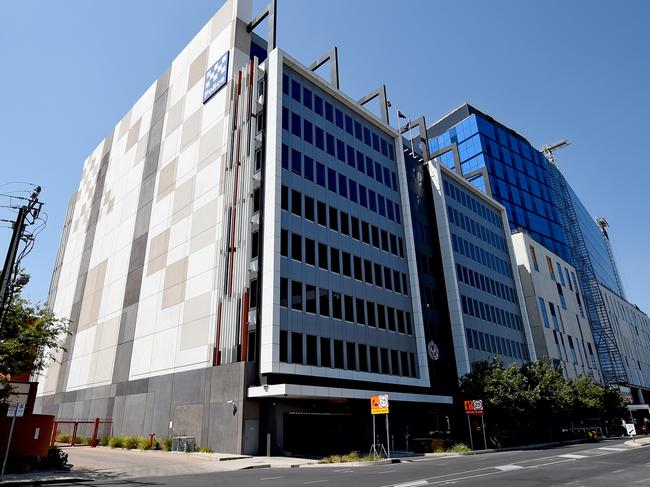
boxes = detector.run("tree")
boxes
[459,358,628,445]
[0,293,69,403]
[521,359,574,427]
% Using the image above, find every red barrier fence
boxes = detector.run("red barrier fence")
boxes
[50,418,113,447]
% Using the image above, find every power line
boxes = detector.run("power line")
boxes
[0,185,44,330]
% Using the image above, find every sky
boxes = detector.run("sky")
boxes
[0,0,648,312]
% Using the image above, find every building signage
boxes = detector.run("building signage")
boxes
[370,394,389,415]
[464,399,484,416]
[203,50,230,104]
[7,403,24,417]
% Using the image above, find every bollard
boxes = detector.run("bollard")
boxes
[90,418,100,447]
[149,433,155,449]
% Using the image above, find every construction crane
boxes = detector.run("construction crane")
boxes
[540,139,570,166]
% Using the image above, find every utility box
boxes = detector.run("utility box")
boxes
[172,436,196,453]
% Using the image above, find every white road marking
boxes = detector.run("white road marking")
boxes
[260,477,285,480]
[304,481,328,485]
[378,469,397,474]
[612,469,625,473]
[634,478,650,484]
[395,481,429,487]
[559,454,589,459]
[598,447,627,451]
[495,464,525,471]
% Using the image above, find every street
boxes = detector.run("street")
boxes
[57,439,650,487]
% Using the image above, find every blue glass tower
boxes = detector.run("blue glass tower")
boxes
[425,103,642,389]
[427,104,569,262]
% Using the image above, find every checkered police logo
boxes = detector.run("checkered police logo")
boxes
[203,51,229,104]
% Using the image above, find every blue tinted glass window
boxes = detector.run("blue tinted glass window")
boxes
[368,189,376,212]
[325,102,333,122]
[304,156,314,181]
[349,180,358,203]
[383,167,391,188]
[354,121,362,140]
[395,205,401,224]
[359,185,368,207]
[326,133,335,156]
[391,172,398,191]
[282,107,288,131]
[346,146,355,168]
[380,138,388,157]
[291,80,301,102]
[336,139,345,162]
[303,87,312,109]
[366,157,374,178]
[374,162,383,183]
[316,162,326,187]
[281,144,288,169]
[315,126,324,150]
[388,144,394,161]
[282,74,288,95]
[345,115,353,135]
[291,112,301,137]
[335,108,343,128]
[338,174,348,198]
[303,119,313,144]
[387,200,394,221]
[377,194,385,216]
[372,133,380,151]
[328,168,337,193]
[314,95,323,115]
[291,149,301,175]
[363,127,371,146]
[356,150,365,172]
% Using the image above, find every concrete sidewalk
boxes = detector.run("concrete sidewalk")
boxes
[625,435,650,447]
[64,446,314,478]
[0,447,315,485]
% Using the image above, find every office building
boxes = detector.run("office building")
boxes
[426,103,650,400]
[427,104,569,261]
[418,157,535,376]
[512,231,600,380]
[37,0,486,455]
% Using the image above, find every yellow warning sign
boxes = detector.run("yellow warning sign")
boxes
[370,394,389,415]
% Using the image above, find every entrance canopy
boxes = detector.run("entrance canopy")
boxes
[248,383,453,404]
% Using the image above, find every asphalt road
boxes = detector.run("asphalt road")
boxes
[57,440,650,487]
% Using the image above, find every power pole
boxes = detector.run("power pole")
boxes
[0,186,42,330]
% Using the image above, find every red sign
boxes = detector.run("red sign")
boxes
[464,399,484,416]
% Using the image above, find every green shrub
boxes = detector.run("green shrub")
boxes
[43,448,71,470]
[137,437,152,450]
[108,436,124,448]
[160,438,173,452]
[98,436,109,447]
[55,433,71,444]
[448,443,471,453]
[123,436,140,450]
[319,451,376,463]
[196,446,214,453]
[74,435,90,446]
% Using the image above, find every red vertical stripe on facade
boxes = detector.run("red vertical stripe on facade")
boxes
[241,291,249,361]
[214,302,223,366]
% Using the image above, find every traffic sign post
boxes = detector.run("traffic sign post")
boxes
[2,403,24,476]
[464,399,487,450]
[369,394,390,459]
